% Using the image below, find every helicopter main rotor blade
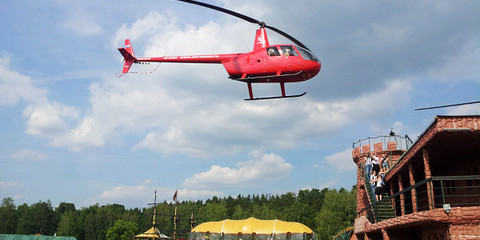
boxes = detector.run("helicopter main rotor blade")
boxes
[414,100,480,111]
[177,0,311,50]
[264,25,310,51]
[177,0,261,25]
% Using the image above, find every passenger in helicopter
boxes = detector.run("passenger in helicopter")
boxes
[267,47,280,56]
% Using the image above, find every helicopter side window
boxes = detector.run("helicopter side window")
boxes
[280,46,296,57]
[267,47,280,56]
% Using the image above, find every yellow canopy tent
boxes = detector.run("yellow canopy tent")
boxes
[133,227,170,240]
[189,218,317,240]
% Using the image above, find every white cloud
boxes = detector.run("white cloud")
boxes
[41,69,412,156]
[4,4,416,156]
[446,104,480,115]
[0,56,86,149]
[318,180,338,190]
[426,39,480,83]
[23,101,80,137]
[89,183,224,207]
[0,181,24,201]
[8,4,424,155]
[301,180,338,192]
[131,78,412,158]
[324,148,356,173]
[182,152,293,190]
[62,13,102,37]
[113,12,178,50]
[97,185,149,202]
[0,56,47,105]
[11,149,48,161]
[178,189,224,200]
[0,181,23,189]
[88,183,173,207]
[369,120,408,137]
[51,116,107,151]
[3,0,480,207]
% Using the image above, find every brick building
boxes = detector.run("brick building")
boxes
[351,115,480,240]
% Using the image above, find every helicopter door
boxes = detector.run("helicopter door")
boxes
[265,46,284,74]
[279,45,298,71]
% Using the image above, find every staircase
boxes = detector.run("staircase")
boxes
[362,164,396,222]
[374,194,396,221]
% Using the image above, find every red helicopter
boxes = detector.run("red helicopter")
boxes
[118,0,321,100]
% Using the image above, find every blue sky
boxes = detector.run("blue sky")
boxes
[1,0,479,209]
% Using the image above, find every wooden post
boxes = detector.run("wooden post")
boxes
[390,182,396,215]
[423,149,435,210]
[174,204,178,240]
[398,174,405,216]
[190,211,195,230]
[409,163,418,212]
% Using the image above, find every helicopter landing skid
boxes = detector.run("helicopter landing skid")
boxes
[244,82,306,101]
[244,92,306,101]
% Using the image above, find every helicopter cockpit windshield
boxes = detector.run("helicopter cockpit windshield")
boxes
[295,46,319,62]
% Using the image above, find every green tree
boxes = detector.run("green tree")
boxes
[82,204,101,240]
[16,203,36,234]
[198,201,227,221]
[32,200,57,235]
[252,204,277,220]
[106,220,139,240]
[291,188,327,229]
[315,188,356,240]
[225,196,236,217]
[231,205,250,220]
[56,211,79,237]
[56,202,76,216]
[0,197,17,233]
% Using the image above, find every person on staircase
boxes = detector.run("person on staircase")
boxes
[370,170,386,201]
[369,170,377,199]
[372,154,381,174]
[365,153,374,179]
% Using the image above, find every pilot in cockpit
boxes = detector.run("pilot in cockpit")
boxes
[284,48,292,56]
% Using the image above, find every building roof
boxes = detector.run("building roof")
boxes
[385,115,480,181]
[0,234,76,240]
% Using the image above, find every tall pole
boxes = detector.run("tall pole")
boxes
[173,190,178,240]
[148,191,158,240]
[190,211,195,230]
[174,204,178,240]
[153,191,157,227]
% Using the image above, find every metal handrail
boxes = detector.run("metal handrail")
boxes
[352,134,413,151]
[357,175,480,223]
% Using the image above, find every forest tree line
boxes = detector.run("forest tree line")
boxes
[0,186,356,240]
